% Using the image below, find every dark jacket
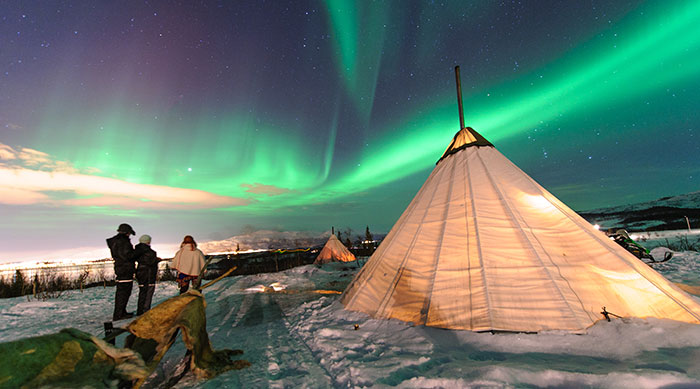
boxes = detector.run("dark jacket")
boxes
[134,243,158,285]
[106,233,135,280]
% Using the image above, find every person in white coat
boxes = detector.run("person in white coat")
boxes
[172,235,206,294]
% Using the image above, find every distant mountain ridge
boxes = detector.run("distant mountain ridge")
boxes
[579,191,700,231]
[200,229,387,253]
[200,230,329,253]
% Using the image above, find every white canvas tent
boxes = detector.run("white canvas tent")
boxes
[341,124,700,333]
[314,234,356,265]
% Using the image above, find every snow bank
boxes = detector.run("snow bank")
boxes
[480,367,697,389]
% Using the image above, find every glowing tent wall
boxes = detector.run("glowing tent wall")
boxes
[341,127,700,333]
[315,234,356,264]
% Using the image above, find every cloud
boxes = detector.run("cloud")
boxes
[241,182,293,196]
[18,147,52,167]
[0,185,50,205]
[0,143,249,209]
[0,142,85,173]
[4,123,22,131]
[0,144,16,160]
[0,167,250,209]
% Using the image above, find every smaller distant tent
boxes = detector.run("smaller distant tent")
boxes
[315,234,356,264]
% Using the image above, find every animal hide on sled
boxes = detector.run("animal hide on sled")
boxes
[0,289,248,388]
[126,289,249,387]
[0,328,148,388]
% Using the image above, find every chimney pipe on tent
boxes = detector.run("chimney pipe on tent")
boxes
[454,66,465,130]
[332,226,335,235]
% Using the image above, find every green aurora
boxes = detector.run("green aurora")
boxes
[1,1,699,260]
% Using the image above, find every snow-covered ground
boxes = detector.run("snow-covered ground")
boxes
[2,255,700,388]
[635,229,700,250]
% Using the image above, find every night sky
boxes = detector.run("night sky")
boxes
[1,1,699,263]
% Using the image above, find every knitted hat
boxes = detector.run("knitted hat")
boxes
[139,234,152,244]
[117,223,135,235]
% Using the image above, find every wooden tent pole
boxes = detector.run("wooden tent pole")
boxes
[455,66,465,130]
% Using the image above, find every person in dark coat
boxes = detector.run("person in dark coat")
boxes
[106,223,136,321]
[134,234,159,315]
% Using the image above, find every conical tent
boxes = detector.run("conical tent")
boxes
[315,234,356,264]
[342,126,700,332]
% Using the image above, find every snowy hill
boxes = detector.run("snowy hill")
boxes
[199,230,329,253]
[199,229,386,254]
[579,191,700,231]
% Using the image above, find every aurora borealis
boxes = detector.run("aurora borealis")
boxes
[1,1,699,262]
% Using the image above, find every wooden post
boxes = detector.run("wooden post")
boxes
[455,66,465,130]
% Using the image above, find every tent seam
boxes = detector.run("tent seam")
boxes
[468,150,494,329]
[522,171,700,322]
[476,150,586,330]
[375,161,447,319]
[422,153,458,325]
